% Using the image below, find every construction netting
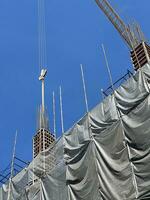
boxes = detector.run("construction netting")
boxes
[1,63,150,199]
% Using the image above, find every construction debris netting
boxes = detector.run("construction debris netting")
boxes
[1,63,150,199]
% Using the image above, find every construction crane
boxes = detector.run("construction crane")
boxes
[95,0,150,70]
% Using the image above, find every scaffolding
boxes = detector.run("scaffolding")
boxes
[0,157,29,186]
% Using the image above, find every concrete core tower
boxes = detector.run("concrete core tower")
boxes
[33,69,55,158]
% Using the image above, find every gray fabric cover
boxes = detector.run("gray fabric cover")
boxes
[1,63,150,199]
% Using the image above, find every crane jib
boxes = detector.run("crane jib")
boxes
[94,0,150,71]
[95,0,140,49]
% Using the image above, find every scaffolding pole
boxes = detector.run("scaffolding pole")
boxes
[80,64,89,113]
[101,44,115,92]
[53,91,56,138]
[7,131,18,200]
[59,86,64,134]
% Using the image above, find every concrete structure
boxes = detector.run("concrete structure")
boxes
[33,128,55,158]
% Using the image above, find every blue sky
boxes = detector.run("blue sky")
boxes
[0,0,150,169]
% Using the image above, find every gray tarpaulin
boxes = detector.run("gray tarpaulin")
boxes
[1,63,150,199]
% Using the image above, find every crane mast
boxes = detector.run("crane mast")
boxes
[95,0,150,70]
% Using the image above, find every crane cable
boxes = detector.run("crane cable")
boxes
[38,0,47,73]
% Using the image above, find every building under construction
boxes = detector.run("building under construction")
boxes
[0,0,150,199]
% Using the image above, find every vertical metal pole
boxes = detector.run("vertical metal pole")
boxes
[59,86,64,134]
[40,178,42,200]
[53,91,56,138]
[101,44,122,120]
[101,44,114,92]
[42,79,45,112]
[7,131,18,200]
[43,129,46,174]
[80,64,89,113]
[42,84,46,174]
[32,137,35,185]
[10,131,17,178]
